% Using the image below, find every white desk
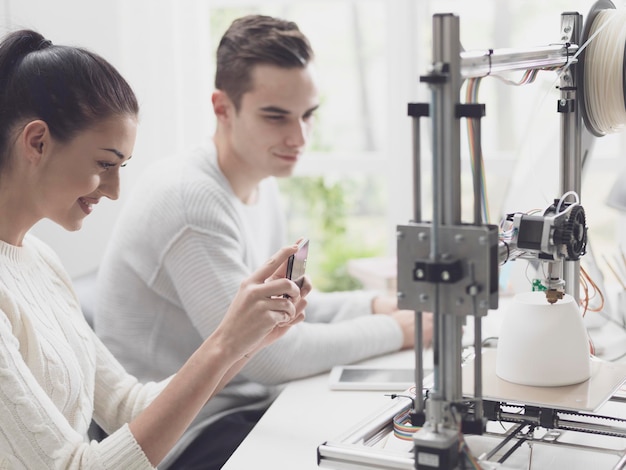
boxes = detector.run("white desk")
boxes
[223,306,626,470]
[223,350,418,470]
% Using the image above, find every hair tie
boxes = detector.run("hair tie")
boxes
[39,38,52,50]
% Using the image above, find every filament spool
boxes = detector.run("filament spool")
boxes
[579,0,626,136]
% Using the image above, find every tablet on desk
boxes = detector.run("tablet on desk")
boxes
[328,365,416,391]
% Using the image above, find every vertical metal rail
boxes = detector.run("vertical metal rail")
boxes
[559,12,583,301]
[430,12,464,406]
[411,14,472,468]
[470,113,485,422]
[409,102,429,416]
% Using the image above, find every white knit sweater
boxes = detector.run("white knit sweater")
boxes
[0,235,165,469]
[95,142,404,433]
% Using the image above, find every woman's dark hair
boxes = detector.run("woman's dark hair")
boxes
[215,15,314,111]
[0,29,138,168]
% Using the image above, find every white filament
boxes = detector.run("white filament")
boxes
[584,9,626,135]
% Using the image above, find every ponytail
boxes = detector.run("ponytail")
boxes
[0,30,51,78]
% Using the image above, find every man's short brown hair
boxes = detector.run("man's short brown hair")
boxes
[215,15,314,110]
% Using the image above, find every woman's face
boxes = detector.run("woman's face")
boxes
[36,115,137,231]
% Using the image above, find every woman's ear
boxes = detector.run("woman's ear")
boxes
[20,120,49,165]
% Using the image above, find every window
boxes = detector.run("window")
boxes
[13,0,625,299]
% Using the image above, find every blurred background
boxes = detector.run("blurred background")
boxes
[3,0,625,296]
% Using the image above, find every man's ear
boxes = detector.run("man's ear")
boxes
[21,120,49,165]
[212,90,234,123]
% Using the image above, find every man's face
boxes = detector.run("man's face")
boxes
[225,63,319,179]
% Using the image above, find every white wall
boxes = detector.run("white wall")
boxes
[1,0,214,277]
[3,0,625,279]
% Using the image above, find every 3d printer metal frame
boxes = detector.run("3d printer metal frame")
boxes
[317,373,626,470]
[317,5,614,470]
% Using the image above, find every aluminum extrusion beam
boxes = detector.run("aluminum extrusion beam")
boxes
[460,44,578,78]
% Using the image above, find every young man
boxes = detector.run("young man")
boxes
[94,14,432,469]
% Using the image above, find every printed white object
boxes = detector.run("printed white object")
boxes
[496,292,591,387]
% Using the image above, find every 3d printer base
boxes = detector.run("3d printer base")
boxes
[462,349,626,412]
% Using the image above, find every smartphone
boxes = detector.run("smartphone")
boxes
[285,238,309,288]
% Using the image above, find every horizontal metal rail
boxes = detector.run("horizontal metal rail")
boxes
[460,44,578,78]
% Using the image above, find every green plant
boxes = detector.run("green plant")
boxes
[279,175,386,292]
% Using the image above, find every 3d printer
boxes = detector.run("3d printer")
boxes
[318,1,626,469]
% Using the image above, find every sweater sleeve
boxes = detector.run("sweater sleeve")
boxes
[156,223,257,339]
[304,290,377,323]
[245,313,404,384]
[90,328,169,434]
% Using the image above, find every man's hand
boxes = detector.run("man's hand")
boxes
[389,310,433,350]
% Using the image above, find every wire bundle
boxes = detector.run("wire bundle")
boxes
[464,70,543,225]
[392,409,420,441]
[583,8,626,135]
[465,77,490,224]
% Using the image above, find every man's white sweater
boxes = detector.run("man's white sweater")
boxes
[95,143,404,432]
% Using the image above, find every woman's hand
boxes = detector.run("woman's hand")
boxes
[254,273,311,351]
[130,244,309,466]
[212,243,310,361]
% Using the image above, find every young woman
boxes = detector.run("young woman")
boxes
[0,29,308,469]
